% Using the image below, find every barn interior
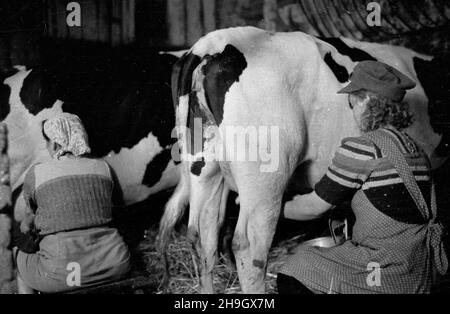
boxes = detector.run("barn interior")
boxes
[1,0,450,294]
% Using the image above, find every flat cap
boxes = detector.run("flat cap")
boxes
[338,61,417,102]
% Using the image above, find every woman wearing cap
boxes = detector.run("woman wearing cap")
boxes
[277,61,448,294]
[14,113,130,294]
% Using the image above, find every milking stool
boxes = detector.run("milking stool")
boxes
[65,269,158,294]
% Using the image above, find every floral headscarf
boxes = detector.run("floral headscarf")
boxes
[43,113,91,159]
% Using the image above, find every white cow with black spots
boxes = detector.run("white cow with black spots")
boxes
[0,52,181,222]
[159,26,441,294]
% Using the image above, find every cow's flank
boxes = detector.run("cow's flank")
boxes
[318,37,377,62]
[185,44,248,176]
[414,55,450,158]
[1,68,20,120]
[202,44,248,126]
[414,56,450,134]
[143,149,175,187]
[0,82,11,121]
[323,52,350,83]
[318,38,379,84]
[19,68,57,115]
[172,53,202,109]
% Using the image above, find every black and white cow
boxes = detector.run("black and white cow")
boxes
[414,55,450,158]
[159,26,445,294]
[0,51,180,221]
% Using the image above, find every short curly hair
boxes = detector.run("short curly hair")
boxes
[356,91,414,132]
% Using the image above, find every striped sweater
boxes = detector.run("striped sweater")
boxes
[23,157,115,235]
[315,127,431,224]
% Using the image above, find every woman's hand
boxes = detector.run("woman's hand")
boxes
[283,191,334,221]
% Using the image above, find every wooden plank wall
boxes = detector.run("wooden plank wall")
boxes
[44,0,136,46]
[164,0,450,54]
[166,0,266,47]
[0,0,42,70]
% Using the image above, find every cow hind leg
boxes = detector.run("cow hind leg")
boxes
[187,163,226,294]
[232,172,288,294]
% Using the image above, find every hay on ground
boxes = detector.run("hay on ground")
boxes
[139,227,306,294]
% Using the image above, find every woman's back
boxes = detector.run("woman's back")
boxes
[16,113,130,293]
[25,157,114,236]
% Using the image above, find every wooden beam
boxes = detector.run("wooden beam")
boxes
[122,0,135,44]
[50,0,58,37]
[97,0,110,43]
[111,0,122,46]
[9,32,27,66]
[202,0,216,33]
[167,0,186,47]
[263,0,279,32]
[187,0,203,45]
[0,37,10,71]
[82,0,98,41]
[55,0,67,38]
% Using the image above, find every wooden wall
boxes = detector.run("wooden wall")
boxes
[44,0,135,46]
[273,0,450,55]
[0,0,42,71]
[1,0,449,73]
[165,0,450,54]
[167,0,266,47]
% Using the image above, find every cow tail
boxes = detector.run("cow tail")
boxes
[157,163,190,290]
[157,52,200,291]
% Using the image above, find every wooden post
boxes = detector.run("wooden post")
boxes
[263,0,279,32]
[0,124,14,294]
[111,0,122,46]
[97,0,110,43]
[167,0,186,47]
[202,0,216,33]
[82,0,99,41]
[187,0,203,45]
[122,0,135,44]
[217,0,240,29]
[67,2,82,40]
[9,32,27,66]
[55,0,68,38]
[0,37,10,72]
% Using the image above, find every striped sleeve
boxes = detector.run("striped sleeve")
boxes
[315,136,377,205]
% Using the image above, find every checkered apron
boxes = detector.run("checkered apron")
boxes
[279,130,448,294]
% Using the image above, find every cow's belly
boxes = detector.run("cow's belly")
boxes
[120,160,180,205]
[105,132,163,186]
[104,132,179,205]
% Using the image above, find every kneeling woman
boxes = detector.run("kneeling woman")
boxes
[15,113,130,293]
[278,61,448,294]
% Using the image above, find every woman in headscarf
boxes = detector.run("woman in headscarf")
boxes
[15,113,130,294]
[277,61,448,294]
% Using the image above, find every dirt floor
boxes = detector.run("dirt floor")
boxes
[123,190,331,294]
[112,188,335,294]
[138,227,307,294]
